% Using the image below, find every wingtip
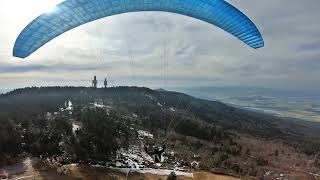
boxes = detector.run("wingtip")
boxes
[13,47,29,59]
[12,51,28,59]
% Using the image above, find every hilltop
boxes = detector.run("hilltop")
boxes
[1,86,320,137]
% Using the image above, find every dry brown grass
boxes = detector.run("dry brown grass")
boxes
[237,134,319,179]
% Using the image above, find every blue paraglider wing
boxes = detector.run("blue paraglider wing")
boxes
[13,0,264,58]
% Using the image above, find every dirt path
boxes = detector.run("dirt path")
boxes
[193,172,240,180]
[1,160,241,180]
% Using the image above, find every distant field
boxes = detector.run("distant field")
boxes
[220,96,320,122]
[175,86,320,122]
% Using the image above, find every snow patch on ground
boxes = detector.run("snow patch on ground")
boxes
[145,94,165,109]
[93,103,106,108]
[138,130,154,139]
[72,123,80,133]
[116,144,153,168]
[145,94,155,101]
[65,100,73,111]
[310,172,320,177]
[264,171,271,177]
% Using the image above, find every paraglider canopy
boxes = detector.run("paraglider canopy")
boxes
[13,0,264,58]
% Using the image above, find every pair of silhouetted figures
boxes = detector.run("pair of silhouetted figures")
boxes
[92,76,108,88]
[144,144,166,163]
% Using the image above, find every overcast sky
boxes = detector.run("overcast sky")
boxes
[0,0,319,90]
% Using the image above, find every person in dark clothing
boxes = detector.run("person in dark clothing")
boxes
[144,144,166,163]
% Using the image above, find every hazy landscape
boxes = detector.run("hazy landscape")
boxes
[177,87,320,122]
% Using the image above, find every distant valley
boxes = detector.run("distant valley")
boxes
[175,86,320,122]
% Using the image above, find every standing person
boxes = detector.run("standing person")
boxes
[104,78,107,88]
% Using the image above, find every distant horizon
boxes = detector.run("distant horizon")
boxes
[2,84,320,94]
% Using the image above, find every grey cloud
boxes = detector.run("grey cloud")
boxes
[300,42,320,51]
[0,63,111,73]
